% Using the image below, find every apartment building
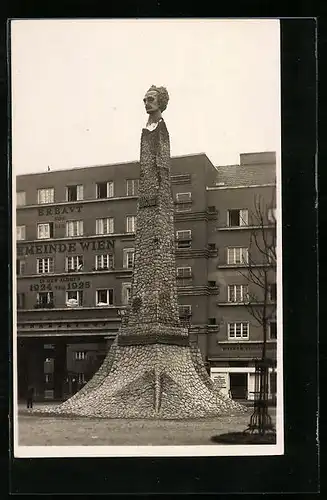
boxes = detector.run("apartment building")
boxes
[15,151,277,402]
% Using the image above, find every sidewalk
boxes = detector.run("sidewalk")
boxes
[17,401,61,412]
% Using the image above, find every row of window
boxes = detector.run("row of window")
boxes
[17,188,276,226]
[17,180,140,206]
[17,184,196,206]
[17,287,130,308]
[17,183,195,207]
[17,251,134,274]
[17,251,277,279]
[16,216,136,240]
[178,309,277,340]
[17,280,276,311]
[16,253,278,299]
[16,227,275,266]
[18,291,277,340]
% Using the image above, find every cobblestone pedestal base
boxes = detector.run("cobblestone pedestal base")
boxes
[31,109,248,420]
[33,339,246,419]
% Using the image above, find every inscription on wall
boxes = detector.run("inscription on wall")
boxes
[38,205,83,217]
[212,374,228,389]
[221,344,261,351]
[30,276,91,291]
[17,239,115,256]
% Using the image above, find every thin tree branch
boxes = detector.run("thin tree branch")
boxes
[237,189,277,356]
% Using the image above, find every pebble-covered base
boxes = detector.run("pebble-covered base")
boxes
[32,340,247,419]
[30,118,248,421]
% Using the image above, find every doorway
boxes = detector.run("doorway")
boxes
[229,373,247,399]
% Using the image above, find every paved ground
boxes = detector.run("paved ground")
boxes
[17,404,276,446]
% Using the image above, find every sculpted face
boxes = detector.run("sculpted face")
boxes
[143,90,160,114]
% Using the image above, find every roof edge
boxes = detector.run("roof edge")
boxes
[15,152,212,177]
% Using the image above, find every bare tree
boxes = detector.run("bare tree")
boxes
[239,192,277,360]
[239,190,277,435]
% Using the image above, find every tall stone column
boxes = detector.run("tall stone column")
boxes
[37,86,246,419]
[119,117,188,344]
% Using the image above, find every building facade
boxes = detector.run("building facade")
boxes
[15,152,277,402]
[206,152,277,401]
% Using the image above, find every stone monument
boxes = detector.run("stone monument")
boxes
[38,86,246,418]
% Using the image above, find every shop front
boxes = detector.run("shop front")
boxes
[210,366,277,401]
[16,335,112,402]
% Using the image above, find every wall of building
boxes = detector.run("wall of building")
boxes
[15,152,277,402]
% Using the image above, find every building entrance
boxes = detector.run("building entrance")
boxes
[229,373,247,399]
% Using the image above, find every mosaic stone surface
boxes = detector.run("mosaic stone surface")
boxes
[33,116,246,419]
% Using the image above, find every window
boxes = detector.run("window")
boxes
[66,255,83,272]
[176,267,192,278]
[176,230,191,240]
[74,351,86,360]
[208,243,216,250]
[123,248,135,269]
[36,292,54,307]
[171,173,191,183]
[66,290,83,307]
[45,374,53,384]
[228,285,249,302]
[227,247,249,265]
[268,208,277,223]
[178,305,192,317]
[66,184,84,201]
[227,209,248,227]
[171,173,191,184]
[208,317,217,325]
[126,216,136,233]
[270,372,277,395]
[176,230,192,249]
[126,179,139,196]
[122,282,132,305]
[44,389,54,399]
[96,289,114,306]
[96,218,114,235]
[16,225,26,241]
[37,222,54,239]
[17,293,25,309]
[176,192,192,202]
[208,280,216,287]
[176,267,192,285]
[77,373,86,384]
[95,254,114,270]
[269,321,277,340]
[44,357,54,372]
[228,322,249,339]
[96,181,114,199]
[16,259,25,275]
[16,191,26,206]
[66,220,83,237]
[37,257,54,274]
[269,283,277,301]
[37,188,54,204]
[207,205,217,213]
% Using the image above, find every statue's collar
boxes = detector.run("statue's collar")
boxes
[144,118,163,132]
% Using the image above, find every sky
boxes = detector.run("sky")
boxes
[11,19,280,175]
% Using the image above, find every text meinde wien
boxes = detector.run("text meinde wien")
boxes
[17,239,115,256]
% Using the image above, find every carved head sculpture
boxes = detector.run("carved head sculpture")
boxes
[143,85,169,114]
